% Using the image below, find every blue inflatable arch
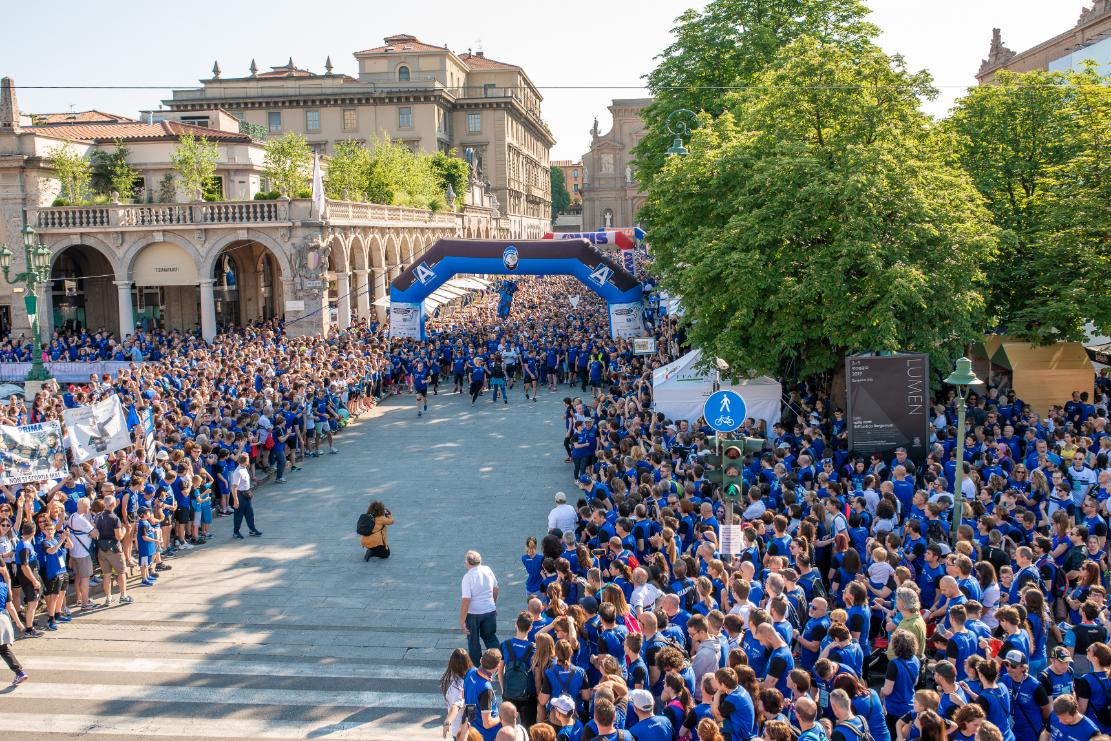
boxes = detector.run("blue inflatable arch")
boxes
[387,238,645,340]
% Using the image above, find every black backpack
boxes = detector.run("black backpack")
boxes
[501,640,535,701]
[1094,675,1111,727]
[356,514,376,537]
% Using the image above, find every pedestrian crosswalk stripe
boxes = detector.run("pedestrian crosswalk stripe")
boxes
[21,654,443,680]
[0,714,441,740]
[5,682,446,709]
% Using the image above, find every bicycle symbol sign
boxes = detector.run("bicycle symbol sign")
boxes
[704,390,746,433]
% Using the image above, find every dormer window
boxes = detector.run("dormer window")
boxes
[398,65,411,82]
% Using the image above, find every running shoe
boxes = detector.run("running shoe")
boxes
[119,595,134,604]
[12,672,27,685]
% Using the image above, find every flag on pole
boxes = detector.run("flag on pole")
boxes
[310,153,325,218]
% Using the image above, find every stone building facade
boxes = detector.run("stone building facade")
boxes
[977,1,1111,83]
[163,35,554,240]
[580,98,650,231]
[550,160,583,205]
[0,77,512,343]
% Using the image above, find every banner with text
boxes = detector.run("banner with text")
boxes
[608,302,647,339]
[388,302,423,340]
[0,420,67,484]
[846,353,930,462]
[63,395,132,463]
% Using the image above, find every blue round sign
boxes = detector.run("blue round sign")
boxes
[704,390,747,433]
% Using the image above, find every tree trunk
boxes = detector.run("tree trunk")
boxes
[829,353,848,412]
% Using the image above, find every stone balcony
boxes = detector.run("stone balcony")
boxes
[26,198,465,233]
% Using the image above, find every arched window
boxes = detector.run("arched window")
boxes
[398,65,410,82]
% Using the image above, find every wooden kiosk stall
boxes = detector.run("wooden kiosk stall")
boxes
[971,337,1094,417]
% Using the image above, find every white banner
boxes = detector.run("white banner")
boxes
[63,395,132,464]
[720,524,742,555]
[388,302,423,339]
[144,408,156,460]
[608,302,646,339]
[0,420,67,485]
[0,361,134,383]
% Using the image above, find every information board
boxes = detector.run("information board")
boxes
[846,353,930,462]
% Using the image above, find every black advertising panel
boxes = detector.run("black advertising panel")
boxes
[846,353,930,462]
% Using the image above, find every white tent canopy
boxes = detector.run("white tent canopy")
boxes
[371,276,492,309]
[652,349,782,433]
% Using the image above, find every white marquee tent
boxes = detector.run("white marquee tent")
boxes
[652,349,782,432]
[372,276,492,312]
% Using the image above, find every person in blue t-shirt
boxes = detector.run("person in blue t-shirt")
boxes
[1049,695,1101,741]
[521,537,544,598]
[38,520,72,632]
[462,652,503,740]
[412,360,429,417]
[469,357,487,405]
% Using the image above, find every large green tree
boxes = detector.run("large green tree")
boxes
[170,134,219,202]
[48,143,92,204]
[550,166,571,222]
[429,150,469,209]
[324,139,372,200]
[263,132,313,197]
[642,36,997,385]
[632,0,877,188]
[91,139,139,200]
[947,66,1111,342]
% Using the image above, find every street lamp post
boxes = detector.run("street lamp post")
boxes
[0,225,54,382]
[944,357,981,544]
[665,109,698,157]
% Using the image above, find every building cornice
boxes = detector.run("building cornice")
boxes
[978,5,1111,79]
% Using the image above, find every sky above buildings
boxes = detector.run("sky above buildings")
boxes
[5,0,1086,161]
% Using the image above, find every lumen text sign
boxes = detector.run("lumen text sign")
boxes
[845,353,930,462]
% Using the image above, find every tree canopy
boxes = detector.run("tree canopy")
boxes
[642,36,997,382]
[170,134,219,202]
[947,65,1111,342]
[632,0,878,188]
[550,166,571,222]
[263,133,313,198]
[324,136,451,211]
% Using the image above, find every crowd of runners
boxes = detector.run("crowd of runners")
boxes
[432,287,1111,741]
[2,266,1111,741]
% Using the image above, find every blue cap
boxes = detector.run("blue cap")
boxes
[578,475,591,485]
[579,596,599,614]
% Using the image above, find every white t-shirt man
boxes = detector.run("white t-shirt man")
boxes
[462,564,498,615]
[548,500,577,534]
[230,465,251,495]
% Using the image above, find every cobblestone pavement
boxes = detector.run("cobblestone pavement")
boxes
[2,387,570,739]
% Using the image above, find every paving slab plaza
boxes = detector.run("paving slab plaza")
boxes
[2,388,571,740]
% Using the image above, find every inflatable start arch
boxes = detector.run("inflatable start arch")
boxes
[388,238,645,340]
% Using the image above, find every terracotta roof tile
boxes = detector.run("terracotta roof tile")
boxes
[32,120,250,144]
[31,110,135,125]
[459,52,517,70]
[356,34,448,54]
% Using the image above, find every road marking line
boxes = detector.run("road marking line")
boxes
[2,682,445,709]
[20,654,443,680]
[0,714,441,740]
